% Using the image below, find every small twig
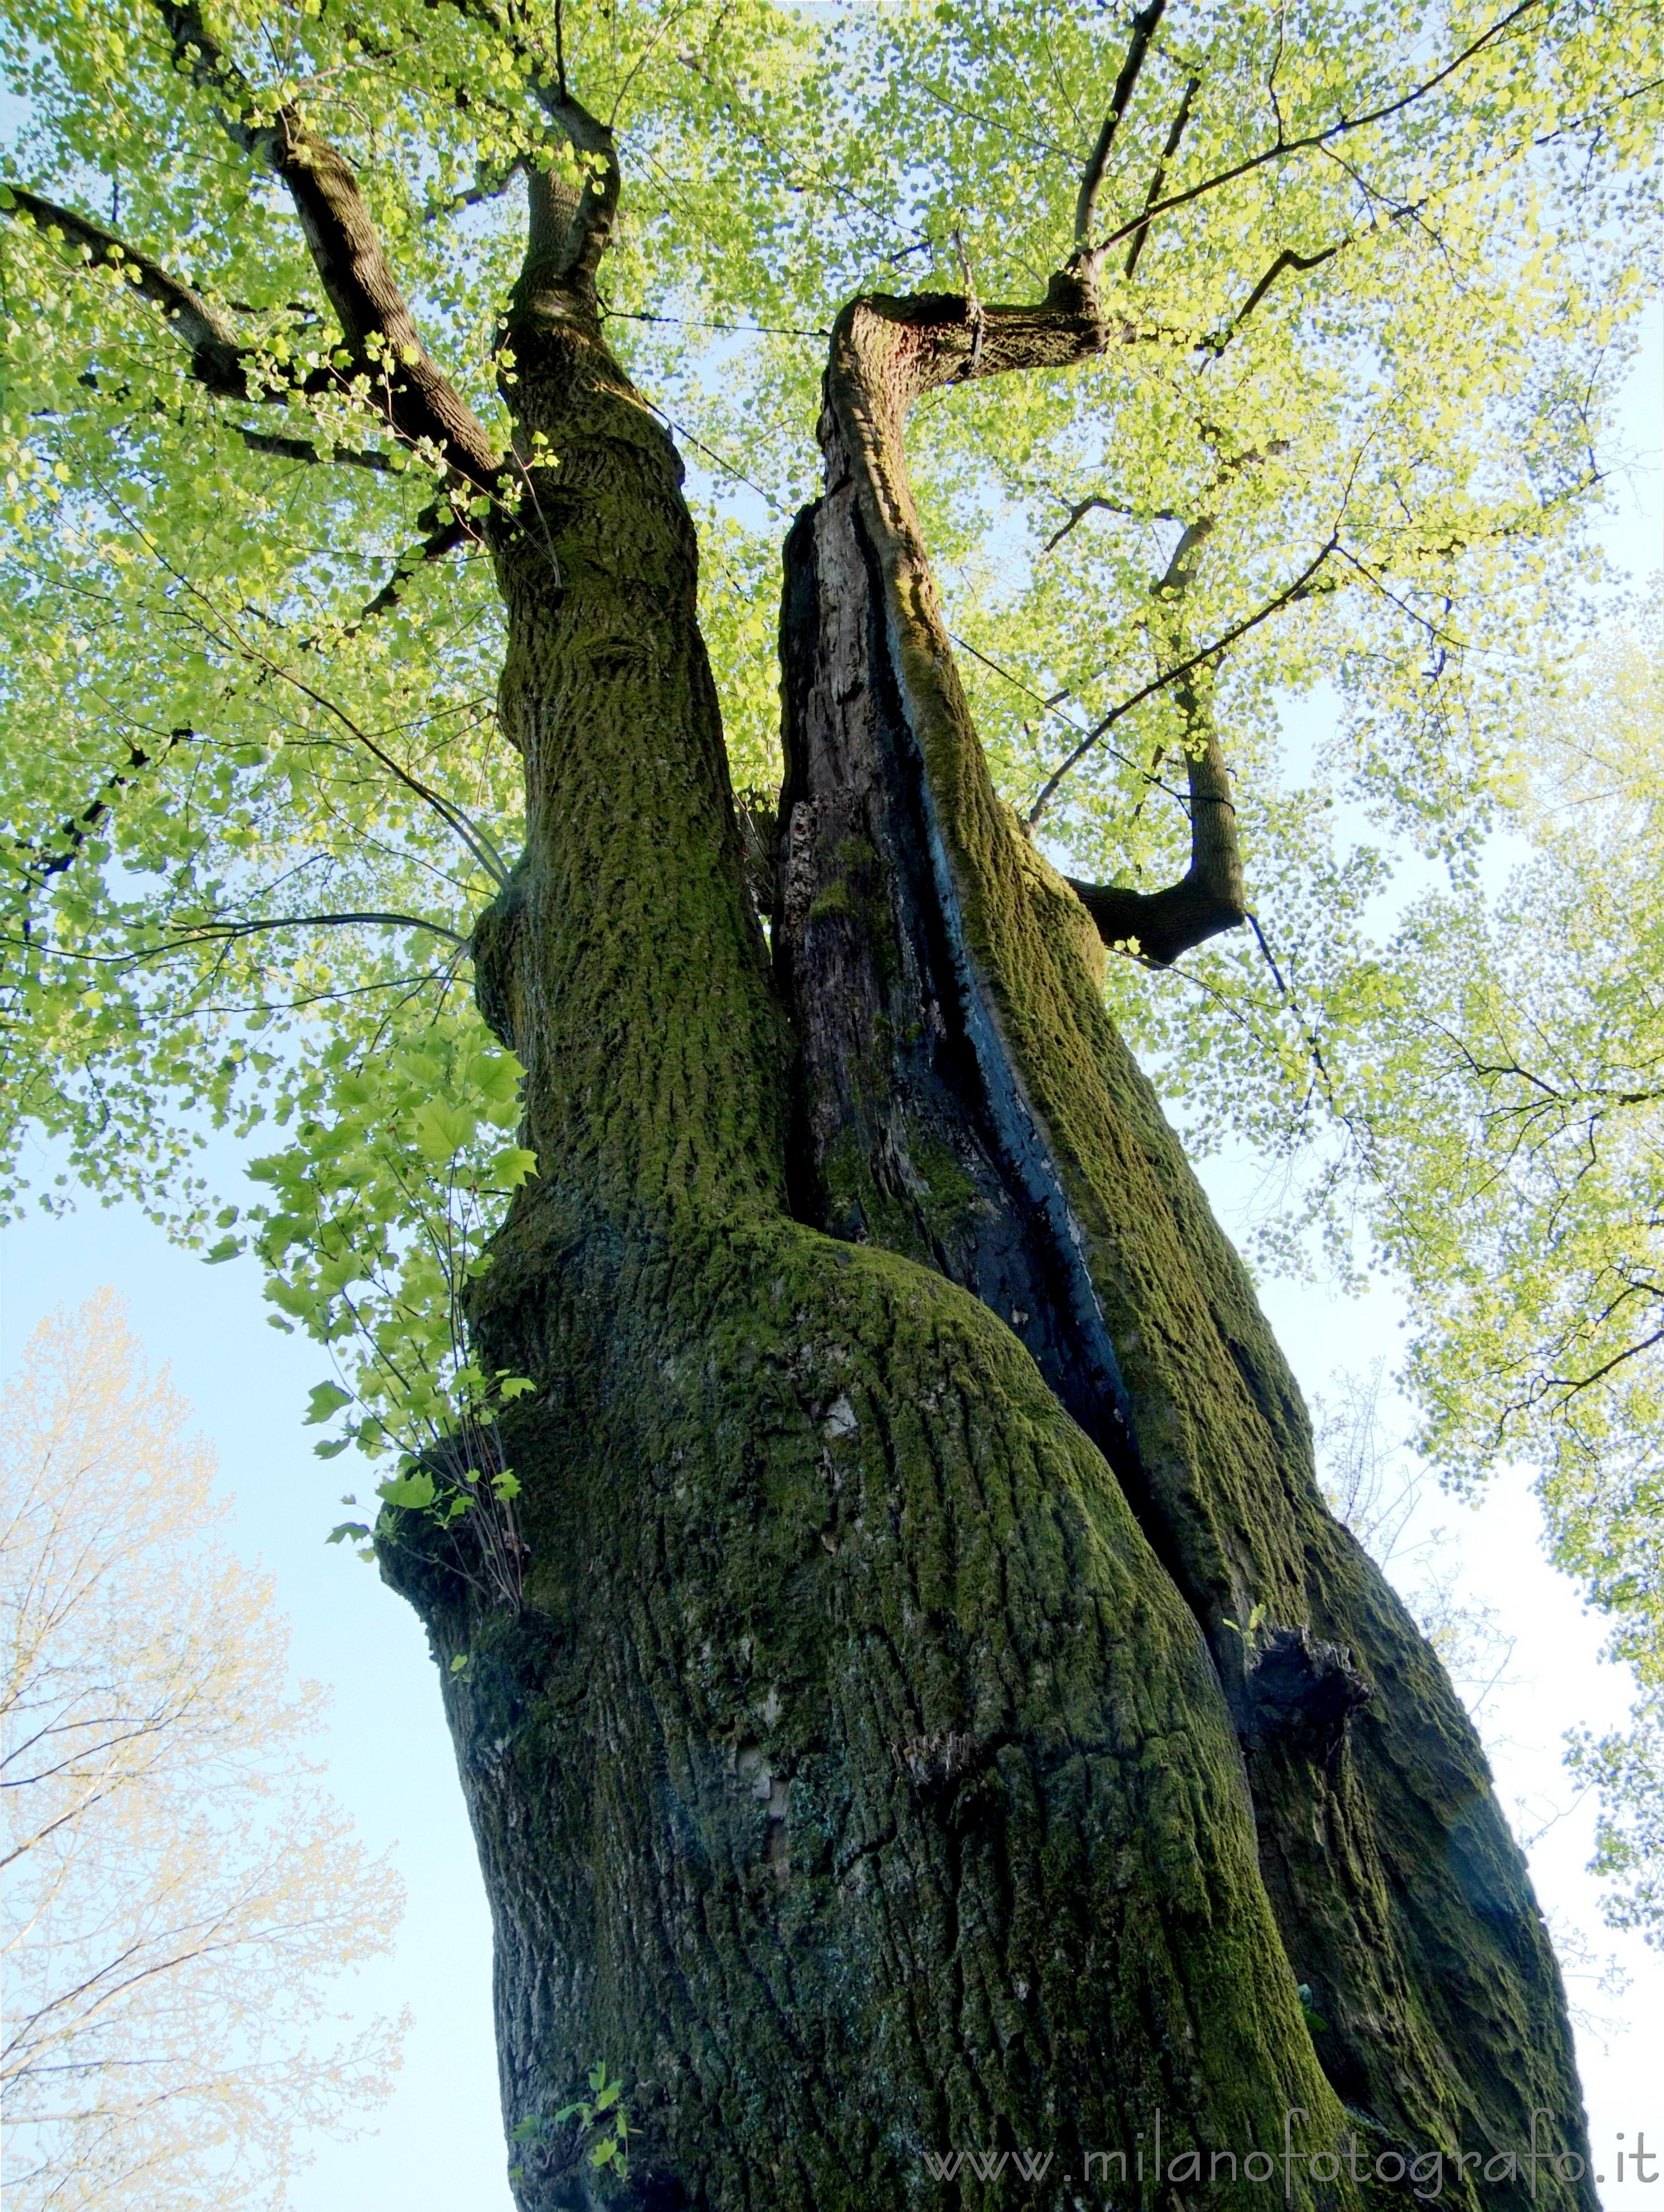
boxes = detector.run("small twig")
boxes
[601,302,830,341]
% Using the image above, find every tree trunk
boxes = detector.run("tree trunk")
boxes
[384,231,1593,2211]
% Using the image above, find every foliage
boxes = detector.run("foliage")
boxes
[234,1010,536,1589]
[0,1292,404,2212]
[1318,606,1664,1934]
[1567,1698,1664,1937]
[508,2060,632,2191]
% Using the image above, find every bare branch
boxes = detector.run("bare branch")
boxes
[1547,1324,1664,1405]
[1026,534,1339,826]
[328,518,474,640]
[231,426,395,471]
[602,301,831,341]
[1041,491,1180,555]
[1201,238,1348,353]
[2,912,472,965]
[172,910,472,951]
[1092,0,1543,253]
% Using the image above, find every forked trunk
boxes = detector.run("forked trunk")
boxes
[384,205,1592,2212]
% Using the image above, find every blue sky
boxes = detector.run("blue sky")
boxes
[3,309,1658,2212]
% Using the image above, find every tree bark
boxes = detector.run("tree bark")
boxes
[383,229,1593,2212]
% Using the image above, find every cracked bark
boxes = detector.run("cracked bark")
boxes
[418,232,1356,2212]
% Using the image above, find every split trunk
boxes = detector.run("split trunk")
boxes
[385,234,1591,2212]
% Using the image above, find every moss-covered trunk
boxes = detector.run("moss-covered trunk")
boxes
[383,129,1593,2212]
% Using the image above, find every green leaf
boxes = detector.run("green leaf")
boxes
[411,1099,478,1163]
[378,1468,437,1511]
[305,1380,354,1425]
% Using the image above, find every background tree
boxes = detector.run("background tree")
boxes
[1302,599,1664,1938]
[0,1292,404,2212]
[1,1,1660,2204]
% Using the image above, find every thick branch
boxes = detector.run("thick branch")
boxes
[150,0,501,489]
[1064,520,1246,965]
[816,285,1249,981]
[2,192,420,477]
[1064,812,1240,965]
[425,0,620,315]
[2,187,253,396]
[820,263,1339,978]
[1074,0,1168,254]
[515,93,620,316]
[827,279,1120,427]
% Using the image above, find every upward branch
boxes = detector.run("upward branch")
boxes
[149,0,502,490]
[1074,0,1169,259]
[1062,520,1249,966]
[515,90,620,317]
[425,0,620,319]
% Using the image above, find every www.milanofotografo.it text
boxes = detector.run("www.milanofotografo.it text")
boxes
[917,2110,1659,2199]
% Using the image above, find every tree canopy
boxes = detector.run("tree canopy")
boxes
[2,0,1660,1970]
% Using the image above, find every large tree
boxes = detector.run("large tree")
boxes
[2,1,1659,2204]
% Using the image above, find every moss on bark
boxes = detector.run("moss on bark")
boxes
[396,1197,1370,2209]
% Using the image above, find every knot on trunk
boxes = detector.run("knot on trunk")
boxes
[1247,1626,1371,1760]
[471,874,527,1053]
